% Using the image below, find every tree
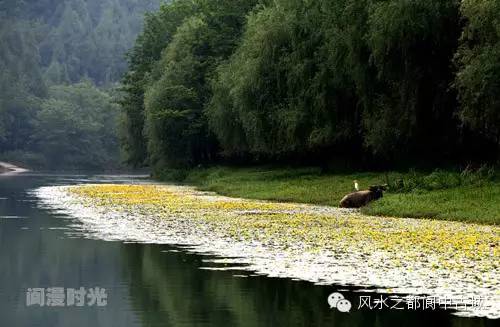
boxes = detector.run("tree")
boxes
[120,0,198,167]
[208,0,462,161]
[121,0,257,168]
[0,18,46,152]
[34,82,120,169]
[363,0,461,158]
[455,0,500,147]
[119,0,499,169]
[0,0,161,168]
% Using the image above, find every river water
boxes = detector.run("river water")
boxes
[0,173,496,326]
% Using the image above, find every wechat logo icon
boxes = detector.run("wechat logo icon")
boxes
[328,292,352,313]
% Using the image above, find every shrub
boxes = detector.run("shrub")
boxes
[388,166,496,192]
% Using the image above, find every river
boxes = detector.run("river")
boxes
[0,173,496,326]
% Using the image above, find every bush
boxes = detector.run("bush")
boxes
[460,165,495,186]
[388,166,496,192]
[154,168,190,182]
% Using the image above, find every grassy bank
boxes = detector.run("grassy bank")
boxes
[156,166,500,225]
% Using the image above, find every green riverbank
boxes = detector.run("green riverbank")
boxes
[157,166,500,225]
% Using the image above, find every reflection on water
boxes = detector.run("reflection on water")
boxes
[0,173,496,326]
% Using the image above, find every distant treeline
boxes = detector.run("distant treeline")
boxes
[120,0,500,170]
[0,0,160,168]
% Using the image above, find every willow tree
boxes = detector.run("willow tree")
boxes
[208,0,362,159]
[120,0,197,167]
[362,0,461,158]
[455,0,500,148]
[143,0,258,168]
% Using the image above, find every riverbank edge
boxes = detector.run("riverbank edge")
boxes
[154,166,500,225]
[0,161,29,175]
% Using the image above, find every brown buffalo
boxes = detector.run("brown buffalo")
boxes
[339,185,387,208]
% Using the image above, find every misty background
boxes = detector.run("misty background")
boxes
[0,0,161,169]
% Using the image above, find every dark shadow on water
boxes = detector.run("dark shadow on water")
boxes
[123,242,497,327]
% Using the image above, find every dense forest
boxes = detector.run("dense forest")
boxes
[1,0,498,171]
[0,0,160,168]
[120,0,500,171]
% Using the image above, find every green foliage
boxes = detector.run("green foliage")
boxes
[5,0,498,224]
[365,184,500,224]
[455,0,500,146]
[34,82,120,169]
[387,166,496,192]
[144,15,212,168]
[209,0,360,156]
[207,0,463,161]
[181,166,500,224]
[184,166,379,205]
[120,0,199,167]
[154,167,190,182]
[0,18,47,152]
[2,0,160,86]
[363,0,461,156]
[208,3,300,155]
[122,0,258,168]
[3,0,500,171]
[37,0,160,85]
[1,0,160,169]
